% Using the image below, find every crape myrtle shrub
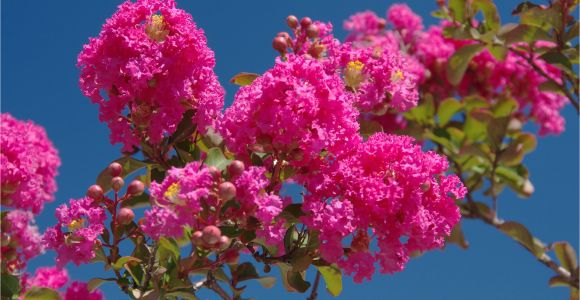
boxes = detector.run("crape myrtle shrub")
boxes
[1,0,579,299]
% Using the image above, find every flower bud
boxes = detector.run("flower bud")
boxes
[277,31,290,40]
[227,160,245,178]
[306,24,319,38]
[111,176,125,192]
[218,182,236,201]
[87,185,104,200]
[207,166,221,180]
[192,231,204,246]
[217,235,231,251]
[263,264,271,273]
[522,179,535,196]
[286,15,298,28]
[127,180,145,196]
[202,225,221,245]
[117,208,135,225]
[108,162,123,177]
[300,17,312,28]
[272,37,288,53]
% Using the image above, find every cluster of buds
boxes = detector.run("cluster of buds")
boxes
[191,225,231,252]
[86,162,145,226]
[272,15,325,59]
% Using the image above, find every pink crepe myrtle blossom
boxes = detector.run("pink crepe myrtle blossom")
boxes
[1,113,60,214]
[21,266,69,291]
[78,0,224,152]
[302,133,466,282]
[43,197,106,267]
[219,54,360,171]
[1,210,44,271]
[63,281,103,300]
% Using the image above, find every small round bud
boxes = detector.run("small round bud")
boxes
[421,181,431,192]
[192,231,204,246]
[300,17,312,28]
[286,15,298,28]
[277,31,290,40]
[522,179,535,196]
[378,18,386,29]
[87,185,104,200]
[202,225,221,245]
[218,182,236,201]
[306,24,319,38]
[117,208,135,225]
[227,160,245,178]
[272,36,288,53]
[263,264,271,273]
[127,180,145,196]
[111,176,125,192]
[217,235,231,251]
[108,162,123,177]
[207,166,221,180]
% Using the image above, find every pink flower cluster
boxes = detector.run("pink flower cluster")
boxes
[219,55,360,169]
[78,0,224,152]
[1,113,60,214]
[21,266,103,300]
[344,4,568,135]
[303,133,466,282]
[43,197,106,266]
[1,210,44,271]
[141,162,285,247]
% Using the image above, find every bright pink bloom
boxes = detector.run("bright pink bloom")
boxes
[303,133,465,281]
[1,114,60,214]
[78,0,224,152]
[386,4,423,43]
[43,197,106,266]
[219,54,360,169]
[2,210,44,271]
[64,281,103,300]
[23,266,69,290]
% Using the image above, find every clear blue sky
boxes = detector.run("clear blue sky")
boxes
[2,1,578,299]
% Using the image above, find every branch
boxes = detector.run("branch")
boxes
[141,242,159,290]
[509,47,579,113]
[306,271,322,300]
[204,271,232,300]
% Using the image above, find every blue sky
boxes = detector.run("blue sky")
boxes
[2,0,578,299]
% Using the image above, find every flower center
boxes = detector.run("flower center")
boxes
[67,219,85,231]
[146,14,169,42]
[344,60,366,90]
[391,70,405,82]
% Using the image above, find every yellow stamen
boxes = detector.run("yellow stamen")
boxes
[146,14,169,42]
[347,60,365,72]
[68,219,85,231]
[391,69,405,82]
[344,60,366,90]
[164,182,180,199]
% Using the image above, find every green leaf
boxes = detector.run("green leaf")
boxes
[496,166,525,191]
[499,133,537,166]
[449,0,466,22]
[205,147,230,170]
[230,72,260,86]
[235,262,260,282]
[447,44,486,85]
[283,225,299,254]
[548,275,573,287]
[518,5,562,32]
[280,203,305,224]
[472,0,501,32]
[121,192,151,209]
[501,24,553,45]
[316,265,343,297]
[498,221,545,257]
[290,251,313,272]
[96,157,149,193]
[112,256,142,270]
[277,263,310,293]
[540,51,574,74]
[256,276,277,289]
[87,278,117,292]
[437,98,463,126]
[359,119,383,139]
[487,44,508,61]
[553,242,577,272]
[158,237,180,260]
[565,21,579,42]
[165,290,199,300]
[445,222,469,249]
[23,287,62,300]
[1,273,20,298]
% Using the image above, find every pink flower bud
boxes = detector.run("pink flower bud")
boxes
[286,15,298,28]
[192,231,203,246]
[207,166,221,180]
[117,208,135,225]
[306,24,319,38]
[202,225,221,245]
[223,249,240,264]
[227,160,245,178]
[108,162,123,177]
[272,37,288,53]
[127,180,145,196]
[112,176,125,192]
[300,17,312,28]
[277,31,290,40]
[218,182,236,201]
[217,235,231,251]
[87,185,104,200]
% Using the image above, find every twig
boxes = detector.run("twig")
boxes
[306,271,322,300]
[204,271,232,300]
[141,242,159,290]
